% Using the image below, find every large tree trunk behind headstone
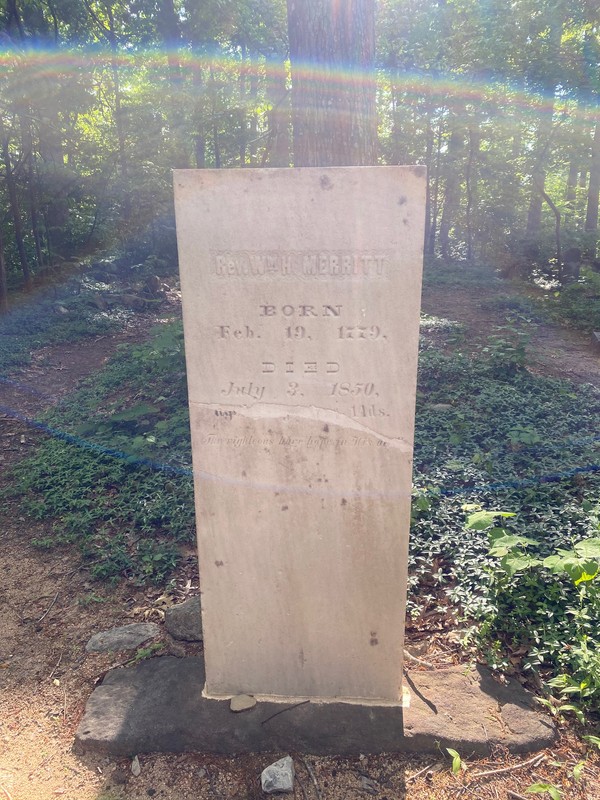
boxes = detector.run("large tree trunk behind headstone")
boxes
[287,0,377,167]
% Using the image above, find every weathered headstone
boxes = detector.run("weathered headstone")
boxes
[174,166,426,703]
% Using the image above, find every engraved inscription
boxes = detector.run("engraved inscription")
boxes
[200,434,390,448]
[260,304,342,317]
[211,279,388,420]
[212,250,390,279]
[221,381,265,401]
[261,361,340,374]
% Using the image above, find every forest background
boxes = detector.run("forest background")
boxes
[0,0,599,311]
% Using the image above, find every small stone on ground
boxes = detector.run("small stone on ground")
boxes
[164,596,203,642]
[85,623,160,653]
[261,756,294,794]
[230,694,256,713]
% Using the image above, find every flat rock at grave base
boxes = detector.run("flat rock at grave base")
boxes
[230,694,257,713]
[74,657,555,756]
[164,596,203,642]
[85,623,160,653]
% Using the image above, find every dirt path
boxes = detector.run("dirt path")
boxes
[422,284,600,388]
[0,282,598,800]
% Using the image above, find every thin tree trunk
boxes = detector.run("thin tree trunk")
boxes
[209,66,221,168]
[0,225,8,313]
[248,59,259,165]
[564,157,579,224]
[20,114,45,270]
[427,118,442,256]
[439,120,465,262]
[465,125,480,263]
[525,6,562,239]
[390,79,403,164]
[238,46,248,166]
[192,60,206,168]
[525,106,554,238]
[424,112,433,255]
[1,127,32,289]
[287,0,377,167]
[106,3,130,219]
[584,118,600,240]
[157,0,188,168]
[264,59,290,167]
[541,187,562,276]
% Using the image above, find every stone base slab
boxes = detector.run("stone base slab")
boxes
[74,657,555,757]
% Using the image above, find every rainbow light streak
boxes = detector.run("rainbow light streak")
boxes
[0,47,597,124]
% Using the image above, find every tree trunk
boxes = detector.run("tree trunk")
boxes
[426,118,442,256]
[287,0,377,167]
[424,113,433,255]
[564,157,579,223]
[525,107,554,239]
[541,187,562,275]
[525,5,562,240]
[248,59,259,166]
[465,125,480,263]
[438,119,465,262]
[209,66,221,168]
[157,0,188,168]
[238,45,248,166]
[584,118,600,239]
[38,105,69,259]
[0,224,8,313]
[1,127,32,290]
[265,60,291,167]
[191,60,206,168]
[20,114,45,270]
[106,3,131,219]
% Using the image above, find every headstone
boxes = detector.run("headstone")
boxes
[174,166,426,703]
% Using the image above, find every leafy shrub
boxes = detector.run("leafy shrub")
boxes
[539,271,600,331]
[467,508,600,716]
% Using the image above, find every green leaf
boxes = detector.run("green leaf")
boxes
[572,761,585,782]
[415,494,430,511]
[583,735,600,749]
[558,704,585,724]
[500,552,540,576]
[574,568,598,586]
[466,510,515,530]
[574,538,600,560]
[446,748,462,775]
[525,783,561,800]
[489,532,538,556]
